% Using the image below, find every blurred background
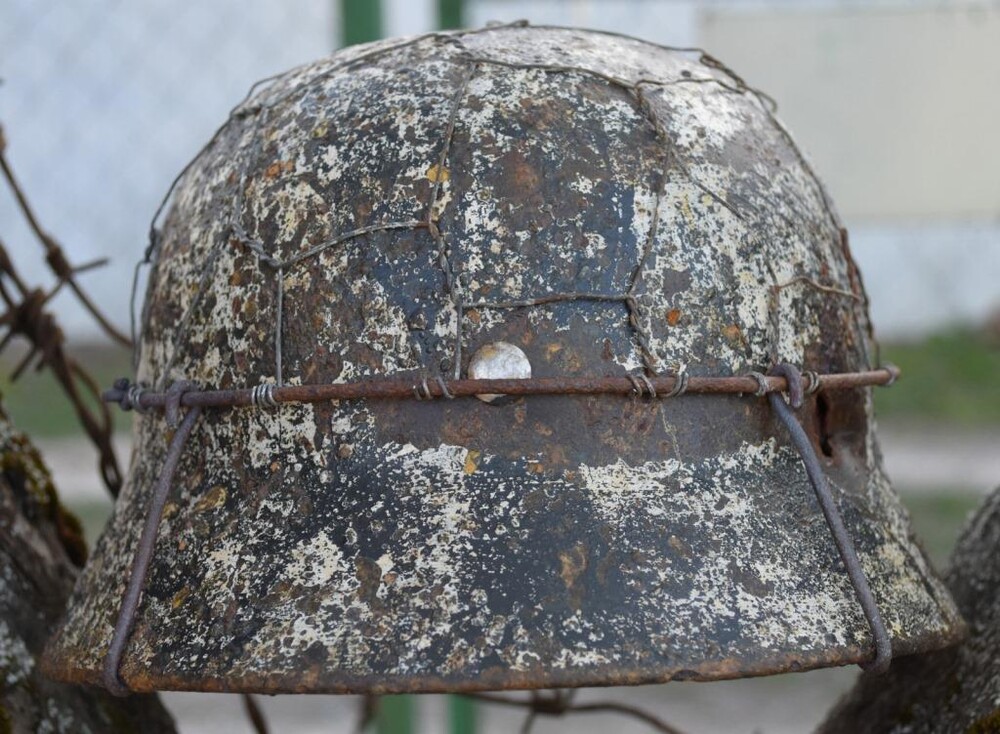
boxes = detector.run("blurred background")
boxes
[1,1,998,732]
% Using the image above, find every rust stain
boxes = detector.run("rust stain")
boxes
[558,543,588,590]
[354,557,383,606]
[426,163,450,183]
[171,587,191,610]
[722,324,744,346]
[193,485,226,513]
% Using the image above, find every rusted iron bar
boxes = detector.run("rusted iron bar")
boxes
[768,363,893,675]
[104,366,899,412]
[102,404,203,696]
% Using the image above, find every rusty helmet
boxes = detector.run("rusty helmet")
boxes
[44,23,961,695]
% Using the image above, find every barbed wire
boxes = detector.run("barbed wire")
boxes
[463,690,688,734]
[0,122,125,497]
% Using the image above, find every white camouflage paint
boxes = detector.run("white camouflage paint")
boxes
[44,25,961,694]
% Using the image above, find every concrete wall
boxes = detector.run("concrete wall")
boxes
[701,3,1000,222]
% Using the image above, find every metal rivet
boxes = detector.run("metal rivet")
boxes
[468,341,531,403]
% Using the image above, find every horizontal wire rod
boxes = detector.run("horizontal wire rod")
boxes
[105,366,898,412]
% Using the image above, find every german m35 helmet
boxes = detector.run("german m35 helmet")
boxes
[43,23,962,694]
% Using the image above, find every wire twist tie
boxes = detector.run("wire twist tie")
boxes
[435,376,455,399]
[803,370,823,395]
[414,376,455,400]
[881,363,899,387]
[165,380,199,427]
[113,378,149,413]
[627,373,657,399]
[745,371,770,397]
[413,376,432,400]
[666,369,689,398]
[769,363,804,408]
[250,383,279,410]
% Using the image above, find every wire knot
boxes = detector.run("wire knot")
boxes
[413,376,433,400]
[413,376,454,400]
[881,362,900,387]
[435,376,454,399]
[165,380,199,427]
[745,371,770,397]
[250,383,279,410]
[803,370,823,395]
[768,363,804,409]
[666,366,689,398]
[627,373,657,399]
[112,377,150,413]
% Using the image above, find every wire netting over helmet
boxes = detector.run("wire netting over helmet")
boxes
[44,25,961,694]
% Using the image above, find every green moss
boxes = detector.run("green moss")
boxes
[0,430,57,512]
[968,709,1000,733]
[0,396,88,564]
[0,703,12,734]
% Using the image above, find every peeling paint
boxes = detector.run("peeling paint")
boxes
[44,25,960,695]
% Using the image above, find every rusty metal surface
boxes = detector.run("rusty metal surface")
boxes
[820,486,1000,734]
[101,367,899,409]
[44,25,961,694]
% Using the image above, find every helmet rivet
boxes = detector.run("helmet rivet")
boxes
[468,341,531,403]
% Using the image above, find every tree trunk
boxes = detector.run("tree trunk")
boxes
[820,487,1000,733]
[0,403,176,733]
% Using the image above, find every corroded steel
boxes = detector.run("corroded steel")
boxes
[99,365,900,409]
[44,24,961,694]
[819,486,1000,734]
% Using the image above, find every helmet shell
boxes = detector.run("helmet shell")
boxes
[45,25,961,693]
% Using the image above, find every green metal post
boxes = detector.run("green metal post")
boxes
[341,0,383,47]
[448,694,476,734]
[437,0,464,30]
[375,695,415,734]
[341,2,468,733]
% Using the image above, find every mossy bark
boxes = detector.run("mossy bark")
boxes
[821,486,1000,734]
[0,401,176,733]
